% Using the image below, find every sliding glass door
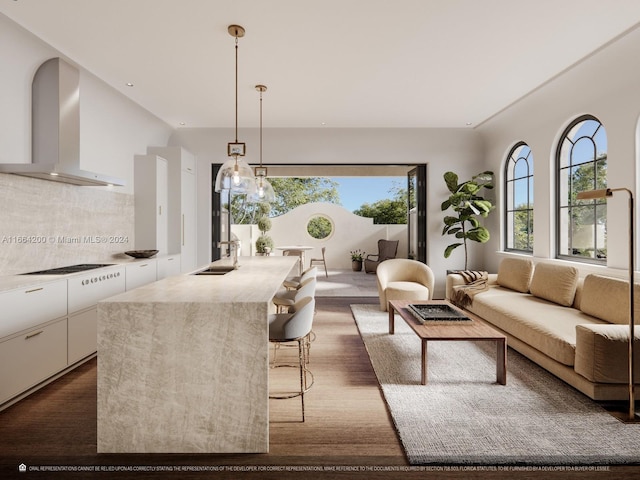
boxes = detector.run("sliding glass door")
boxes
[407,165,427,263]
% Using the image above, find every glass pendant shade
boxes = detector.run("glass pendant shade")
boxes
[214,156,256,194]
[247,176,275,203]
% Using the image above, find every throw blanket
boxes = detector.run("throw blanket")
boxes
[450,270,489,308]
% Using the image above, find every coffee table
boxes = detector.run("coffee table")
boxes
[388,299,507,385]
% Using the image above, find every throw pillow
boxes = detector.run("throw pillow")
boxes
[529,263,579,307]
[580,274,640,324]
[496,257,534,293]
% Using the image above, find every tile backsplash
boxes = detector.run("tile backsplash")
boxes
[0,174,134,275]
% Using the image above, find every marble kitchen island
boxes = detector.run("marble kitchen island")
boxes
[96,256,298,453]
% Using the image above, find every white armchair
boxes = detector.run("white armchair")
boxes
[376,259,435,311]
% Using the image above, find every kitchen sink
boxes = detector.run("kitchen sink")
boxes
[193,266,236,275]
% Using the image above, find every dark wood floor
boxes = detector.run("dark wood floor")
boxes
[1,297,638,479]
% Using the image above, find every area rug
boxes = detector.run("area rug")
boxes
[350,303,640,465]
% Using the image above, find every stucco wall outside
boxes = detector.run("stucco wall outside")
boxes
[231,202,407,270]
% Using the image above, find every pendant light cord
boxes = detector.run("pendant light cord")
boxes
[235,36,239,144]
[259,88,263,167]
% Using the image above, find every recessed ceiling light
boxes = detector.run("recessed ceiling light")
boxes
[126,82,134,87]
[321,122,326,126]
[179,122,185,126]
[466,122,473,126]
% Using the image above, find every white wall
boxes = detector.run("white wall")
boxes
[477,24,640,278]
[0,13,173,196]
[0,14,172,273]
[169,127,483,297]
[230,202,407,269]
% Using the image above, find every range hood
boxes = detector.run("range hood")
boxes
[0,58,125,186]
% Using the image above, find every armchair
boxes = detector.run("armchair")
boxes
[364,239,399,273]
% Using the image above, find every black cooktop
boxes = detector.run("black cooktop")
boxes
[21,264,115,275]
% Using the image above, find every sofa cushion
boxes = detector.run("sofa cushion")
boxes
[496,258,534,293]
[580,274,640,325]
[469,286,603,366]
[575,324,640,383]
[529,263,578,307]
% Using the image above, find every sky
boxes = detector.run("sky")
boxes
[333,177,403,212]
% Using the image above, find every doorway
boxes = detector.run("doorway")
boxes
[211,164,427,263]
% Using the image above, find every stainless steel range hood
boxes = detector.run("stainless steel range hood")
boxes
[0,58,125,186]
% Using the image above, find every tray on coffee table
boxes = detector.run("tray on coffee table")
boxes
[407,303,472,324]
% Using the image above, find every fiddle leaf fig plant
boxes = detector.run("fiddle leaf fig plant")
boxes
[441,170,495,270]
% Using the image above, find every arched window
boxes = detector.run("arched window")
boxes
[556,115,607,262]
[504,142,533,252]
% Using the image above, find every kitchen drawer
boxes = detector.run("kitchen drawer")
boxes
[68,307,97,365]
[0,318,68,405]
[67,266,125,314]
[0,280,67,339]
[125,260,157,290]
[157,254,181,280]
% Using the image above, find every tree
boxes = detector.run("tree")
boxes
[228,177,340,224]
[268,178,340,217]
[307,216,332,239]
[512,205,533,251]
[353,182,409,224]
[567,153,607,258]
[255,203,274,254]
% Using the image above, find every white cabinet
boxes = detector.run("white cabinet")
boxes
[0,280,67,339]
[134,155,168,254]
[0,318,68,405]
[68,308,97,365]
[180,161,197,272]
[125,260,157,290]
[67,267,126,314]
[67,266,126,365]
[147,147,197,273]
[157,254,181,279]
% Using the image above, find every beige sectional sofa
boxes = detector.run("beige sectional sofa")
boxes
[446,257,640,401]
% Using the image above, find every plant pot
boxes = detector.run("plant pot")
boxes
[352,260,363,272]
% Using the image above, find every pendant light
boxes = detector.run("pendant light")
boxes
[248,84,276,203]
[214,25,256,194]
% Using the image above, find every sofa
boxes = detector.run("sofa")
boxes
[445,257,640,401]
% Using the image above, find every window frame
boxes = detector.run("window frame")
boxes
[555,114,607,264]
[504,141,534,254]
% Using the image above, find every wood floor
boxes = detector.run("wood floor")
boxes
[1,297,638,479]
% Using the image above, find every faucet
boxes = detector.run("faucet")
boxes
[218,240,240,269]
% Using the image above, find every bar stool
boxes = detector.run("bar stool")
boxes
[273,277,317,313]
[283,266,317,291]
[268,296,315,422]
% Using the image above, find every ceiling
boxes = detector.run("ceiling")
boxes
[3,0,640,129]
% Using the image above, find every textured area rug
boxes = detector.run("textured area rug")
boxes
[351,304,640,465]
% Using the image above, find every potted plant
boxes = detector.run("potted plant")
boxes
[350,249,365,271]
[255,203,274,255]
[441,170,494,270]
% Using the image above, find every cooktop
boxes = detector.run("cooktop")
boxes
[20,264,115,275]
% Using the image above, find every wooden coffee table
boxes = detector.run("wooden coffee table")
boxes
[388,299,507,385]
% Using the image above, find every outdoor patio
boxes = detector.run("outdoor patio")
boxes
[315,269,378,297]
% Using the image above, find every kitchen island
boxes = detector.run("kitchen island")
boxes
[96,256,298,453]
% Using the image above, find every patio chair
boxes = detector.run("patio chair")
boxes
[309,247,328,277]
[364,239,399,273]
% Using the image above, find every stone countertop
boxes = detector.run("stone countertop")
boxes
[0,254,180,293]
[99,256,298,305]
[96,254,298,454]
